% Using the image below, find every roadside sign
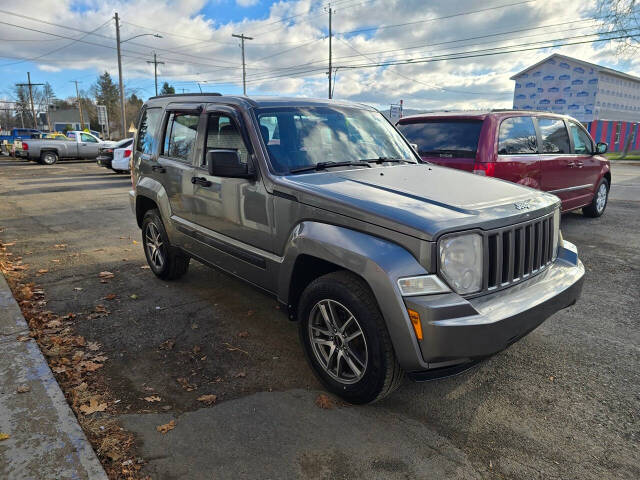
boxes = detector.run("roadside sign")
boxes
[96,105,108,126]
[389,104,403,122]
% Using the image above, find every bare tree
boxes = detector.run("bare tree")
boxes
[598,0,639,157]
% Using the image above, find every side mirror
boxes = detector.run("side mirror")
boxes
[206,149,254,178]
[595,142,608,155]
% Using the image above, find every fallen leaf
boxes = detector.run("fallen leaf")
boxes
[95,305,108,313]
[87,341,101,351]
[238,331,249,338]
[37,269,49,274]
[0,433,10,441]
[80,361,104,372]
[54,244,66,249]
[16,385,30,393]
[52,366,67,374]
[98,271,114,279]
[140,265,150,269]
[46,319,62,328]
[192,345,201,354]
[315,393,334,409]
[17,335,31,342]
[176,377,196,391]
[73,287,83,292]
[191,323,199,330]
[3,242,15,247]
[197,394,217,405]
[92,355,108,362]
[144,395,161,403]
[156,420,175,434]
[246,310,255,316]
[130,294,138,300]
[159,339,175,350]
[104,294,117,301]
[223,342,249,355]
[79,397,107,415]
[234,371,246,378]
[132,240,139,245]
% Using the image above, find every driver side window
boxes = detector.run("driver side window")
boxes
[568,121,593,155]
[204,113,249,166]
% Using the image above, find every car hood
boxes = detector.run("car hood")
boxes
[277,163,559,241]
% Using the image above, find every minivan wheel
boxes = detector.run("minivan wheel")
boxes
[41,151,58,165]
[298,271,404,404]
[583,178,609,218]
[141,209,190,280]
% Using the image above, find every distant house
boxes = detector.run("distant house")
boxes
[44,108,88,132]
[511,53,640,152]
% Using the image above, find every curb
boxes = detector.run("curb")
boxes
[0,273,108,480]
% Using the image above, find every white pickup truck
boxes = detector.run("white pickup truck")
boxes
[17,131,117,165]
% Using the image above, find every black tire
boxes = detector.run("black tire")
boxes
[40,151,58,165]
[141,209,190,280]
[583,177,609,218]
[298,271,404,404]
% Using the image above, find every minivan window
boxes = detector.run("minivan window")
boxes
[397,120,482,158]
[568,121,593,154]
[162,112,199,162]
[538,118,571,154]
[136,107,162,154]
[498,117,538,154]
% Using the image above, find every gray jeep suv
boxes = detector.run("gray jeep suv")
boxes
[130,94,584,404]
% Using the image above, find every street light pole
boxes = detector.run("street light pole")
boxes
[115,12,126,138]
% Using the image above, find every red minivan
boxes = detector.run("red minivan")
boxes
[397,111,611,217]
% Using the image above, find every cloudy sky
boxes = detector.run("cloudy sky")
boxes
[1,0,639,111]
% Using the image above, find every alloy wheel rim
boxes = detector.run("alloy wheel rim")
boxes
[596,183,607,212]
[145,222,165,270]
[44,154,55,164]
[308,299,368,384]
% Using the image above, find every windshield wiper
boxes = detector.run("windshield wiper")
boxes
[289,161,372,174]
[360,157,414,164]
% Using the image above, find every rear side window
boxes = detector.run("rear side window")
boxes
[162,112,199,162]
[136,107,162,154]
[538,118,571,154]
[568,121,593,154]
[498,117,538,154]
[397,121,482,158]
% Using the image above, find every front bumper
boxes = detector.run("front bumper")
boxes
[96,155,113,167]
[403,240,584,372]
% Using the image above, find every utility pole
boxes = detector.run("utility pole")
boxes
[114,12,126,137]
[327,3,332,99]
[71,80,84,129]
[16,72,43,129]
[147,53,165,96]
[232,33,253,95]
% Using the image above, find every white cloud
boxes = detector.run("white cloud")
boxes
[1,0,638,110]
[237,0,260,6]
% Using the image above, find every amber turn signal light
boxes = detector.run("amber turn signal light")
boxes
[407,309,423,340]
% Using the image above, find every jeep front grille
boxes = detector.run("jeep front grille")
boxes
[483,211,557,293]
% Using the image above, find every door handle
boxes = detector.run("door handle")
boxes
[152,165,166,173]
[191,176,212,187]
[575,161,584,168]
[567,162,576,167]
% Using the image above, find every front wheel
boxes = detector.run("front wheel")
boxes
[298,271,404,404]
[40,151,58,165]
[583,178,609,218]
[141,209,190,280]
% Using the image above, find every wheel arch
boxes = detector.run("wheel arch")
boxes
[278,221,430,371]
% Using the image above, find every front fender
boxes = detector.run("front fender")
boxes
[279,221,430,371]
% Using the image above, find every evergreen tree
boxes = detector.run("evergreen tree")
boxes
[160,82,175,95]
[92,72,120,134]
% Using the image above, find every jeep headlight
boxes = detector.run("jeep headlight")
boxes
[439,233,483,294]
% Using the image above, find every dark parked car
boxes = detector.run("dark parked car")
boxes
[397,111,611,217]
[97,138,133,171]
[129,95,584,403]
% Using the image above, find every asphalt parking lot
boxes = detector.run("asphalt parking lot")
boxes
[0,157,638,479]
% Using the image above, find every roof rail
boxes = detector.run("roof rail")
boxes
[149,93,222,100]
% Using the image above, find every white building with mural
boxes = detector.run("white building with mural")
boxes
[511,54,640,152]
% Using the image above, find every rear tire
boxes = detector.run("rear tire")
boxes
[40,151,58,165]
[141,209,190,280]
[298,271,404,404]
[583,178,609,218]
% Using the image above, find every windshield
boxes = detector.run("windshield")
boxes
[397,120,483,158]
[255,106,416,174]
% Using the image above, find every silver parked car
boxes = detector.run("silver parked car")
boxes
[129,94,584,404]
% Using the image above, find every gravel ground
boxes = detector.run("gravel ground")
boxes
[0,157,638,479]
